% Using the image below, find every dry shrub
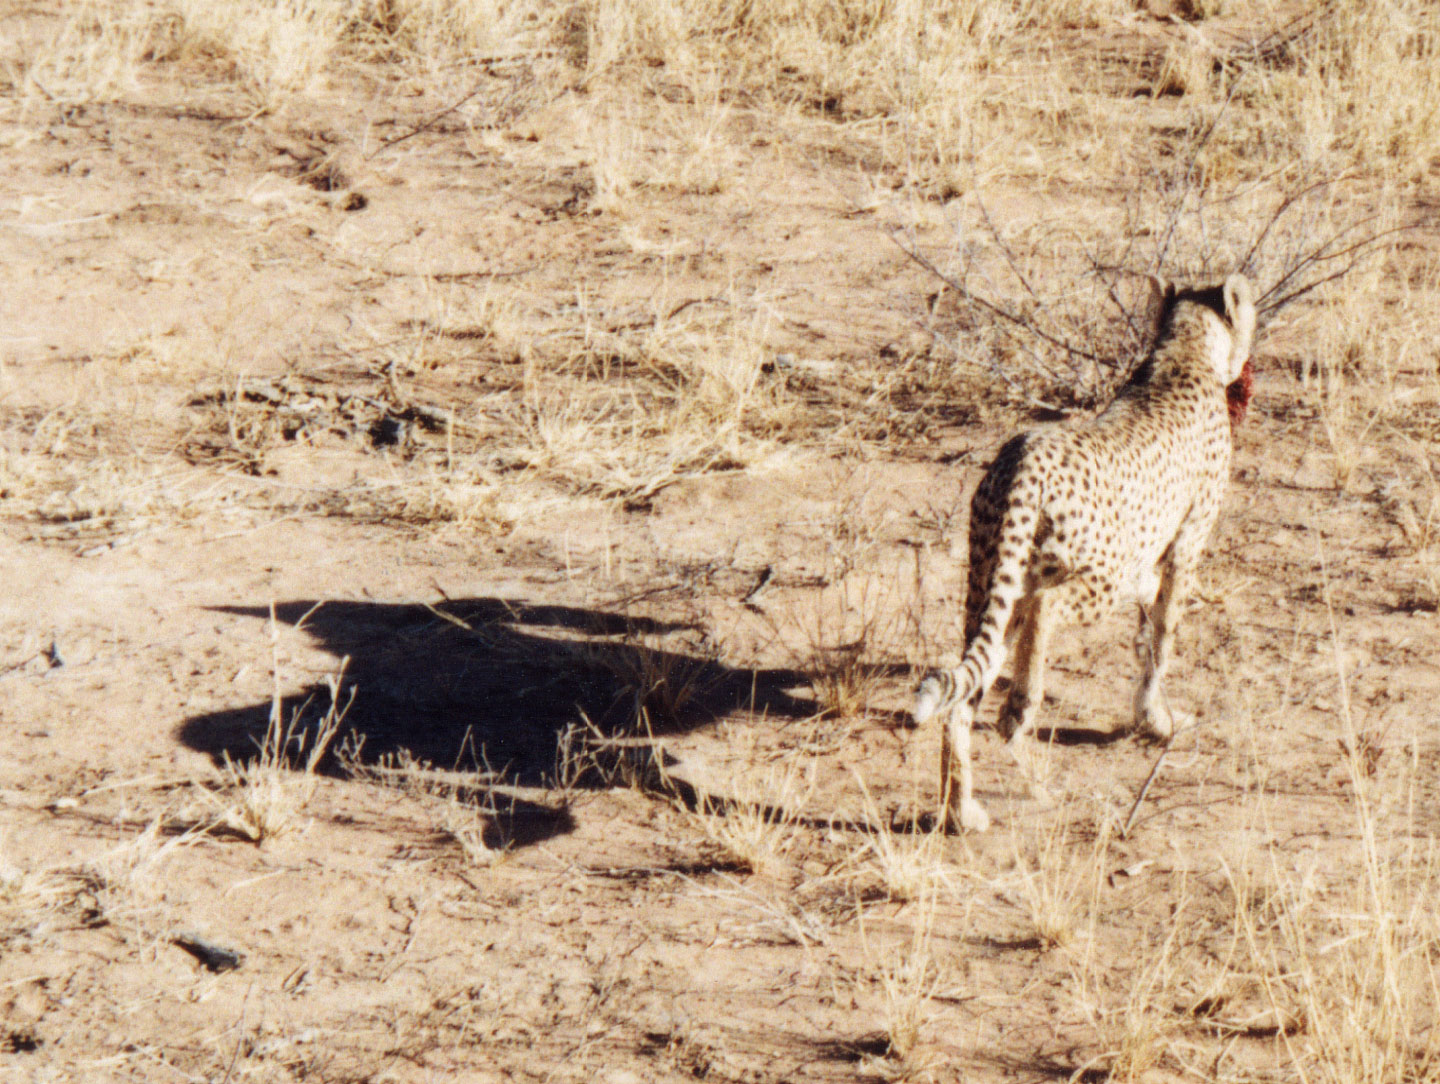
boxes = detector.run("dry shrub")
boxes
[330,470,515,534]
[570,0,1133,192]
[7,0,1131,189]
[766,486,916,720]
[354,0,554,62]
[871,903,942,1074]
[170,0,352,102]
[851,772,959,904]
[1011,805,1111,951]
[501,312,783,505]
[1226,833,1440,1084]
[2,0,173,106]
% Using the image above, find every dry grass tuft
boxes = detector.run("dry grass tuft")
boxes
[851,772,959,904]
[683,736,816,876]
[207,608,352,843]
[859,886,950,1082]
[1010,805,1111,952]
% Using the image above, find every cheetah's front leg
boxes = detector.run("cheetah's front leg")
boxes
[1133,543,1200,739]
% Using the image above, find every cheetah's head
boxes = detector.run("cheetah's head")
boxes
[1150,272,1256,385]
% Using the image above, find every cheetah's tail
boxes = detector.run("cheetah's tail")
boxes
[913,493,1039,725]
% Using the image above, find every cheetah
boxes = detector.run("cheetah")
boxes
[914,273,1257,832]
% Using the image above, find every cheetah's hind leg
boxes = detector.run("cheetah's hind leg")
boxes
[995,595,1049,743]
[940,695,990,833]
[994,594,1058,807]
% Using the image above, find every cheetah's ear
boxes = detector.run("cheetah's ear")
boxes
[1222,273,1256,380]
[1145,274,1174,336]
[1222,273,1253,321]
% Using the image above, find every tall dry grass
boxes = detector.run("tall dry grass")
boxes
[9,0,1438,187]
[1271,0,1440,183]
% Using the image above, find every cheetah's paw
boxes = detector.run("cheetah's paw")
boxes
[1135,705,1194,743]
[949,798,991,833]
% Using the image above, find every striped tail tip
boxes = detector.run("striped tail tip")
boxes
[912,675,946,725]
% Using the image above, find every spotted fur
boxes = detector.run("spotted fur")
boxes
[914,274,1257,832]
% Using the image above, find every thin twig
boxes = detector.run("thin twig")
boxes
[1239,174,1352,272]
[1258,223,1412,314]
[1081,241,1149,361]
[368,82,489,157]
[0,651,43,683]
[975,190,1040,303]
[1120,726,1181,839]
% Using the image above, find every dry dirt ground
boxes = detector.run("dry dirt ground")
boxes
[4,3,1440,1082]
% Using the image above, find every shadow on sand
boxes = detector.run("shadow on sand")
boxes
[179,597,814,848]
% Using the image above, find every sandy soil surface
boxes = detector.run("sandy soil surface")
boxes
[4,4,1440,1082]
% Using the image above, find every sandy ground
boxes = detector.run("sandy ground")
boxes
[4,5,1440,1082]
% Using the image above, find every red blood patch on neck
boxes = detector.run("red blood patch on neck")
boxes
[1227,359,1254,428]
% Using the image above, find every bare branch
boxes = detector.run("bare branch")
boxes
[1239,173,1354,272]
[1257,222,1412,316]
[1120,725,1181,839]
[975,191,1040,303]
[886,227,1110,368]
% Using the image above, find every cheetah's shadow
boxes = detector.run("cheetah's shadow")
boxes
[982,679,1132,746]
[1029,724,1129,747]
[178,597,812,849]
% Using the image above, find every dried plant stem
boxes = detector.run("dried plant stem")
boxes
[1120,731,1177,840]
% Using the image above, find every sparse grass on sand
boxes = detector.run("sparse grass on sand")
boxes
[3,0,1440,1080]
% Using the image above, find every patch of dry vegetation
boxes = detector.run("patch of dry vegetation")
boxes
[205,608,352,843]
[6,0,1435,532]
